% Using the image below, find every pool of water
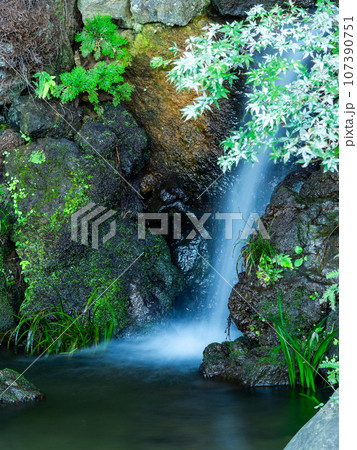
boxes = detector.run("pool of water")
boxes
[0,341,330,450]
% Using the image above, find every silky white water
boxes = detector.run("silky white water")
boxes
[110,46,304,365]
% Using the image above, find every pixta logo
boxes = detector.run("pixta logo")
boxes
[137,212,269,240]
[71,204,269,249]
[71,202,117,250]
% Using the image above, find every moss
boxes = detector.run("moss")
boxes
[5,137,182,335]
[92,280,128,333]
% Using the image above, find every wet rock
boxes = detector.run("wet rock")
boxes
[212,0,316,16]
[5,138,182,334]
[75,121,117,159]
[100,103,150,178]
[77,0,133,26]
[140,173,160,195]
[284,389,339,449]
[228,168,339,346]
[201,337,289,385]
[172,236,210,289]
[7,96,83,140]
[124,18,243,196]
[0,369,44,405]
[131,0,210,26]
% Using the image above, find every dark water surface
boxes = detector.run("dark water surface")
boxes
[0,344,330,450]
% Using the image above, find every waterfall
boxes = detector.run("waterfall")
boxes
[108,46,304,366]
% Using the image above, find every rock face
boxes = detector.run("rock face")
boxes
[78,0,209,27]
[284,390,339,449]
[124,18,243,196]
[0,369,44,404]
[4,130,183,334]
[212,0,316,16]
[99,103,150,178]
[201,337,289,385]
[228,167,339,346]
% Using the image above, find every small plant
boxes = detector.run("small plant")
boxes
[274,296,338,391]
[256,247,309,285]
[4,290,115,355]
[33,72,56,99]
[237,232,277,276]
[320,267,339,310]
[320,339,339,387]
[19,131,31,144]
[29,149,46,164]
[239,235,309,286]
[150,56,172,69]
[33,15,133,110]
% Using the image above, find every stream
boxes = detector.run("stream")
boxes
[0,346,330,450]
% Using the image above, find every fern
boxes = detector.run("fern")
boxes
[320,269,339,310]
[34,15,133,110]
[75,15,130,62]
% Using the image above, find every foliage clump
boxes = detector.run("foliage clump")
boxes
[159,0,339,172]
[274,296,338,392]
[34,15,133,110]
[238,232,309,286]
[3,291,115,355]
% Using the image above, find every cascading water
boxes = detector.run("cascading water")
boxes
[106,46,303,366]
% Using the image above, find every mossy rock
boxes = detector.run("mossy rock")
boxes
[7,96,83,140]
[0,369,44,404]
[99,103,150,178]
[5,138,182,334]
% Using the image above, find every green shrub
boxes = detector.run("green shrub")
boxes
[34,15,133,110]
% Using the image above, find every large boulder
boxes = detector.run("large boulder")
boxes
[284,390,339,449]
[4,137,182,334]
[7,96,83,140]
[228,167,339,346]
[77,0,209,27]
[131,0,210,26]
[0,369,44,405]
[77,0,134,26]
[212,0,316,16]
[201,337,289,385]
[74,103,150,179]
[100,103,150,178]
